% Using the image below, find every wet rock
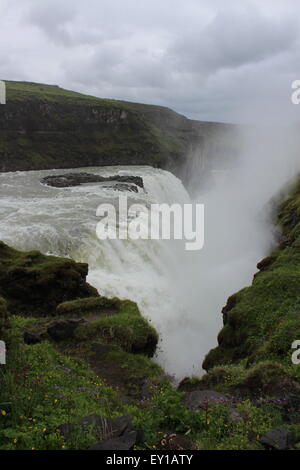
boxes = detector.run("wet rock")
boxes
[260,427,296,450]
[183,390,228,410]
[109,182,138,193]
[47,318,86,341]
[41,173,144,190]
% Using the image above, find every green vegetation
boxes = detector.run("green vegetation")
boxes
[0,317,283,450]
[56,296,123,316]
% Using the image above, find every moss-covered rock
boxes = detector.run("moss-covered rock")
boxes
[56,296,122,317]
[73,299,158,357]
[0,242,98,316]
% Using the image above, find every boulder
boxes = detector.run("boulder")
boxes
[228,408,247,423]
[23,330,47,345]
[47,318,86,341]
[260,427,296,450]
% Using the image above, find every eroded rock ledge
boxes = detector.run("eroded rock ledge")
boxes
[41,172,144,193]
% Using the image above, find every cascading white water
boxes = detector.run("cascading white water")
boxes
[1,125,299,380]
[0,166,211,377]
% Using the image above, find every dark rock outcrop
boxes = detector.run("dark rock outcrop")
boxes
[23,330,47,345]
[0,242,98,316]
[260,427,296,450]
[41,172,144,191]
[58,413,142,450]
[47,318,86,341]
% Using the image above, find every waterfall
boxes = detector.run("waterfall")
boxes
[1,124,299,380]
[0,166,210,378]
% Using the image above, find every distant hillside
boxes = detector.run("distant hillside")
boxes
[0,81,237,184]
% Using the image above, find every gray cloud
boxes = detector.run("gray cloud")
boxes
[1,0,300,122]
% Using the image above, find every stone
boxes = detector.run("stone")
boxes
[23,330,46,345]
[47,318,85,341]
[260,427,296,450]
[41,173,144,190]
[228,408,247,423]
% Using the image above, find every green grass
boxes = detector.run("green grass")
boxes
[0,316,289,450]
[5,81,120,107]
[0,318,120,450]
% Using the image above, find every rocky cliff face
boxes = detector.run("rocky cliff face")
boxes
[0,81,237,186]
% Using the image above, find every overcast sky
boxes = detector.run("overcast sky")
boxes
[1,0,300,123]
